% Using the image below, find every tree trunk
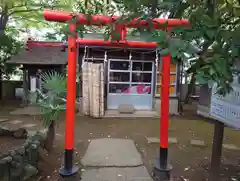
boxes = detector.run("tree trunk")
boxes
[184,72,196,104]
[44,120,55,152]
[0,70,2,101]
[0,9,9,102]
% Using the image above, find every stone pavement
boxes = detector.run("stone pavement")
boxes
[81,138,153,181]
[0,118,40,138]
[10,106,43,116]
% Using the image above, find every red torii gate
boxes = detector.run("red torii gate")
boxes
[43,9,189,179]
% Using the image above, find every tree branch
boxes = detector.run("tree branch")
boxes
[8,4,27,10]
[13,16,48,24]
[9,7,42,16]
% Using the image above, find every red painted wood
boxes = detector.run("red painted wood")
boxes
[160,54,171,148]
[65,23,77,150]
[43,9,190,28]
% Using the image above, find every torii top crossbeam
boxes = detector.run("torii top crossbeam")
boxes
[44,9,189,28]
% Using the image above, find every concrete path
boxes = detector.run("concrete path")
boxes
[81,138,153,181]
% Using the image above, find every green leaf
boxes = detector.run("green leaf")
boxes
[205,29,216,40]
[155,30,167,43]
[209,68,215,75]
[159,48,169,56]
[171,50,179,58]
[196,73,208,84]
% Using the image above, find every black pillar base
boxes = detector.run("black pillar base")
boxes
[152,160,172,181]
[59,165,79,177]
[59,149,80,177]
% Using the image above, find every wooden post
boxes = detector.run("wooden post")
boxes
[59,23,79,176]
[210,121,224,181]
[22,67,28,105]
[153,54,172,181]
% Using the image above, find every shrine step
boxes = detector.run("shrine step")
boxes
[104,110,159,118]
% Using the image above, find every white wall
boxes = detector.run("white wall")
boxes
[154,98,179,115]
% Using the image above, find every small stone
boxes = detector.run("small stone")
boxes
[0,156,12,164]
[107,135,111,138]
[27,130,37,137]
[88,139,91,142]
[223,144,240,150]
[23,164,38,181]
[30,144,38,149]
[9,150,16,156]
[13,128,27,139]
[33,140,41,147]
[180,176,189,181]
[38,129,48,140]
[190,140,206,147]
[16,146,26,155]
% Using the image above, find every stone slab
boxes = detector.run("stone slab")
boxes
[223,144,240,150]
[104,110,158,118]
[81,138,143,167]
[146,137,178,144]
[9,120,24,124]
[10,106,43,116]
[81,167,153,181]
[118,104,135,114]
[0,118,8,123]
[146,137,160,143]
[0,124,23,132]
[0,121,37,131]
[22,124,37,128]
[168,137,178,144]
[190,140,206,147]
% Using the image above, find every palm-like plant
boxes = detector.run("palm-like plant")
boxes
[30,70,68,151]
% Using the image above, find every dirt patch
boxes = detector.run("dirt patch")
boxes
[1,103,240,181]
[0,137,25,156]
[28,116,239,181]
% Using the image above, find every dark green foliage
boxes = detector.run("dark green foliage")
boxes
[29,71,67,127]
[0,33,22,79]
[108,0,240,96]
